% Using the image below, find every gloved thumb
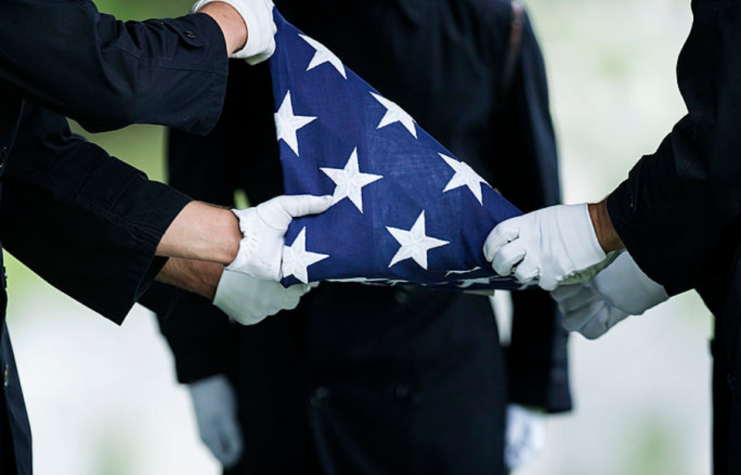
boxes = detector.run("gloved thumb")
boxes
[258,195,333,230]
[483,220,520,262]
[279,194,334,218]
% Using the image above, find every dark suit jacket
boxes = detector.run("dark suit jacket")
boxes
[602,1,741,472]
[606,0,741,297]
[0,2,230,472]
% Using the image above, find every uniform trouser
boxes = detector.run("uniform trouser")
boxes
[698,249,741,475]
[221,290,508,475]
[712,334,731,475]
[0,391,18,475]
[720,249,741,474]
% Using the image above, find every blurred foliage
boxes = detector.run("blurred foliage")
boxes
[93,0,192,21]
[629,418,686,475]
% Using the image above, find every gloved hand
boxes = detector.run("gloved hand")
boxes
[189,375,244,468]
[227,195,333,281]
[213,269,312,325]
[552,252,669,339]
[484,204,609,291]
[505,404,546,472]
[192,0,277,64]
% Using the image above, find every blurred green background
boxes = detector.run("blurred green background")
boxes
[5,1,714,475]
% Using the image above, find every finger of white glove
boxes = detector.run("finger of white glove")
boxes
[214,413,244,468]
[538,273,560,292]
[282,296,302,311]
[579,307,630,340]
[288,284,312,297]
[199,424,225,462]
[514,258,540,284]
[557,285,597,313]
[483,222,520,262]
[215,272,295,325]
[490,240,527,276]
[560,297,604,332]
[259,195,333,231]
[578,317,610,340]
[550,284,583,303]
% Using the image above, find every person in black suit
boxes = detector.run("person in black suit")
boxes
[481,0,741,473]
[155,1,571,473]
[0,1,321,472]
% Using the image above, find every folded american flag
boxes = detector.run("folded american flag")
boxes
[270,10,524,291]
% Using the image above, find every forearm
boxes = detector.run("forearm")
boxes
[199,2,248,55]
[156,258,224,301]
[588,200,624,253]
[157,202,241,266]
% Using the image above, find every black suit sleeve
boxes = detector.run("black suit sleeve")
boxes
[0,0,227,135]
[493,9,572,413]
[0,104,192,324]
[606,0,741,296]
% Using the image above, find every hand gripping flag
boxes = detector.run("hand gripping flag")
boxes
[270,10,524,291]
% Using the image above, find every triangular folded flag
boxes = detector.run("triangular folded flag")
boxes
[270,10,524,290]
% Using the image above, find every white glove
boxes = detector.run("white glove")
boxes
[189,375,244,468]
[192,0,277,64]
[484,204,608,291]
[213,269,311,325]
[505,404,546,472]
[551,284,629,340]
[227,195,333,281]
[552,252,669,339]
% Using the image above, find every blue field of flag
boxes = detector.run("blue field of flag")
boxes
[270,10,524,291]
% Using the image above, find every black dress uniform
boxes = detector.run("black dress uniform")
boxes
[602,0,741,473]
[153,1,571,474]
[0,2,230,472]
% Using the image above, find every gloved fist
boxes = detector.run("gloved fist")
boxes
[484,204,608,291]
[193,0,277,64]
[552,252,669,339]
[551,284,629,340]
[214,269,312,325]
[505,404,546,472]
[189,375,243,468]
[227,195,333,281]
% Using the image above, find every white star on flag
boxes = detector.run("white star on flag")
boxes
[320,148,383,213]
[440,154,489,205]
[386,211,449,269]
[275,91,317,157]
[371,92,418,138]
[300,35,347,79]
[282,227,329,284]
